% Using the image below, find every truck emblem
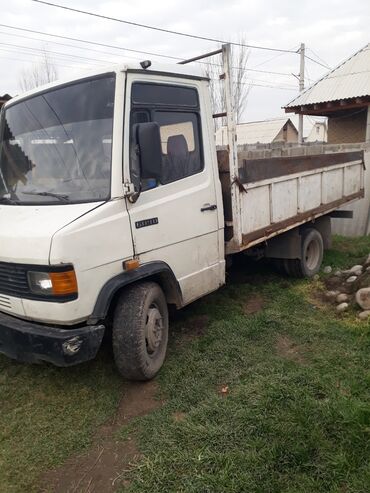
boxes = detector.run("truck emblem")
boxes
[135,218,159,229]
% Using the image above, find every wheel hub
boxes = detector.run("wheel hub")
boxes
[305,238,320,270]
[145,306,163,354]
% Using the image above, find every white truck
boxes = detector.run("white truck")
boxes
[0,45,365,380]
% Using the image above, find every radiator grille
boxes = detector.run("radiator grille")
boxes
[0,294,12,310]
[0,262,30,298]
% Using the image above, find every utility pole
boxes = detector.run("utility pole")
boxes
[298,42,305,144]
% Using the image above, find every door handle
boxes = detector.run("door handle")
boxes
[201,204,217,212]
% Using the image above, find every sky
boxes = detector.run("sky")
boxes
[0,0,369,131]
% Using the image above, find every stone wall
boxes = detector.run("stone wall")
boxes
[217,141,369,160]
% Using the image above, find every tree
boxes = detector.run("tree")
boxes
[19,50,58,92]
[204,37,250,129]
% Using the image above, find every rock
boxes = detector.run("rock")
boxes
[324,290,339,302]
[346,276,357,283]
[313,274,320,281]
[366,266,370,273]
[334,270,342,277]
[364,254,370,266]
[350,265,363,276]
[323,266,332,274]
[358,310,370,320]
[355,287,370,310]
[336,293,349,303]
[336,302,349,313]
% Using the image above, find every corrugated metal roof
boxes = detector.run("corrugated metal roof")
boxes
[285,43,370,108]
[216,118,297,145]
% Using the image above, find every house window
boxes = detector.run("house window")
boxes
[130,83,203,188]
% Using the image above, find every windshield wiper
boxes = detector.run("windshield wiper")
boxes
[22,191,70,203]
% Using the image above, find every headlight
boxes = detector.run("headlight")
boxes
[27,269,78,297]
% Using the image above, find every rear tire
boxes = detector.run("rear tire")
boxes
[284,228,323,278]
[112,282,169,381]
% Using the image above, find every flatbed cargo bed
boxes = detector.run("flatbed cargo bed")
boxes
[218,150,365,254]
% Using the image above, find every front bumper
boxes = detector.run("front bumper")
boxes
[0,311,105,367]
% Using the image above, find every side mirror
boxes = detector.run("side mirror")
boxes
[136,122,162,181]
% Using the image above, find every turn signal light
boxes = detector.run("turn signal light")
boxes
[49,270,78,296]
[123,259,140,271]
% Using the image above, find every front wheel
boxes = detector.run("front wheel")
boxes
[112,282,169,381]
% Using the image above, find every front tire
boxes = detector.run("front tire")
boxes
[112,282,169,381]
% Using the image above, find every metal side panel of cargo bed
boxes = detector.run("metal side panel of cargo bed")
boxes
[218,151,365,254]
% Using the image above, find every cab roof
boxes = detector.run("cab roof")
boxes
[7,60,207,107]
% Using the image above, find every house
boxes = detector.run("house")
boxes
[284,43,370,236]
[305,121,327,143]
[0,94,11,109]
[216,118,298,146]
[284,43,370,145]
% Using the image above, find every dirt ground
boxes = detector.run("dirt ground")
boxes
[243,294,265,315]
[41,381,162,493]
[275,335,307,365]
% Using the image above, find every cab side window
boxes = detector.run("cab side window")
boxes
[130,82,203,188]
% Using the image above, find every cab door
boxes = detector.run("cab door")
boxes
[124,75,224,305]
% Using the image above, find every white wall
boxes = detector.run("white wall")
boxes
[331,149,370,236]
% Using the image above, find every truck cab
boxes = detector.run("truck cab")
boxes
[0,62,225,379]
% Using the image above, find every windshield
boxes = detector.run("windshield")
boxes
[0,74,115,205]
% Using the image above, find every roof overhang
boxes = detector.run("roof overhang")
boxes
[285,96,370,116]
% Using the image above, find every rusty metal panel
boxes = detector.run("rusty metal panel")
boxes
[239,151,363,183]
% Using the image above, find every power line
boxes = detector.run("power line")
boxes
[305,62,313,85]
[0,23,181,62]
[237,67,293,76]
[30,0,298,54]
[0,39,297,89]
[0,50,78,69]
[307,47,331,69]
[211,78,297,91]
[0,24,297,80]
[305,54,330,70]
[250,47,299,69]
[213,75,296,89]
[0,41,108,65]
[0,29,147,63]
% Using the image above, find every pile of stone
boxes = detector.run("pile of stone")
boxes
[322,254,370,319]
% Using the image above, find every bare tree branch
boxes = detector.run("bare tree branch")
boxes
[204,35,250,130]
[19,49,58,92]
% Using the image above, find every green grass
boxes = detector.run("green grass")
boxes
[0,236,370,492]
[323,235,370,269]
[0,351,123,493]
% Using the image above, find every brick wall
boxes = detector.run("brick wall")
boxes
[327,109,368,144]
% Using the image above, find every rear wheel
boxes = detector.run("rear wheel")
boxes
[112,282,169,381]
[284,228,323,278]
